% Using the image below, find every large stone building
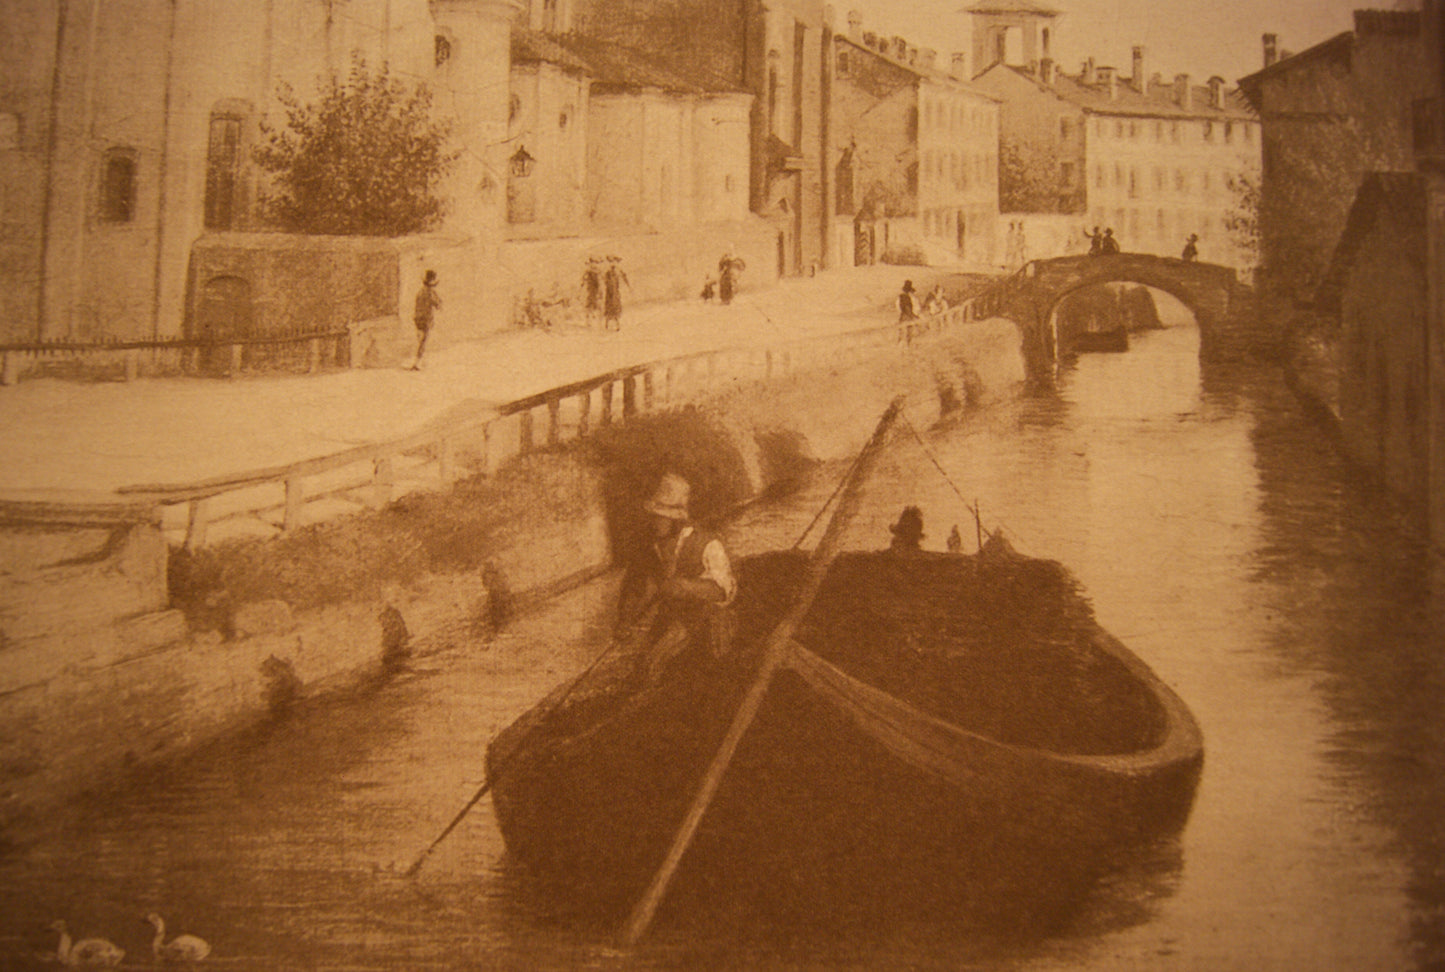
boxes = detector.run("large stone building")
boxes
[0,0,771,348]
[564,0,837,276]
[831,28,1000,267]
[1237,8,1432,304]
[970,2,1259,270]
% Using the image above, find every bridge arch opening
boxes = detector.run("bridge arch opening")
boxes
[1048,282,1200,359]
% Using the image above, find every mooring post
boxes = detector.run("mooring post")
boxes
[547,397,561,445]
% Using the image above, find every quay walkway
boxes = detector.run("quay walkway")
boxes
[0,265,1010,547]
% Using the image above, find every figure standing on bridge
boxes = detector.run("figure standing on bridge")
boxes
[1181,233,1199,262]
[1100,228,1120,256]
[1086,226,1104,256]
[603,256,629,331]
[582,257,602,326]
[888,506,926,555]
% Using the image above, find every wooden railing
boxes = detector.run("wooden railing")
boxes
[0,329,351,385]
[7,274,1020,549]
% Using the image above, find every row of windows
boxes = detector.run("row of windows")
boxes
[1089,206,1228,244]
[920,98,994,137]
[1093,162,1244,199]
[920,150,996,193]
[1092,116,1255,145]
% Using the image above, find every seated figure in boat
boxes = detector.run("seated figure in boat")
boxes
[888,506,925,555]
[616,473,737,683]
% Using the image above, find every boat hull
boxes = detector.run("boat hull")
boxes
[487,549,1203,927]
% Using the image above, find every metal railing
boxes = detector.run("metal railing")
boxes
[5,274,1021,549]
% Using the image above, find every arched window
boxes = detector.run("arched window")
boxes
[100,149,137,223]
[205,113,244,230]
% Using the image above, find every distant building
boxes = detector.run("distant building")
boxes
[831,30,1000,266]
[565,0,836,276]
[1237,9,1431,302]
[976,48,1260,271]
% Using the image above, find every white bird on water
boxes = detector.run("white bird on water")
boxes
[47,920,124,968]
[146,913,211,963]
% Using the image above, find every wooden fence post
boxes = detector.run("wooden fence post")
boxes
[307,338,322,373]
[284,477,305,532]
[372,457,394,508]
[601,382,613,427]
[437,436,455,486]
[229,343,243,376]
[547,397,561,445]
[0,352,18,386]
[643,370,654,412]
[185,497,211,551]
[578,390,591,437]
[622,375,636,418]
[519,409,534,454]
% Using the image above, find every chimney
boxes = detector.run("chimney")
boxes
[1262,32,1279,67]
[1132,45,1147,93]
[1040,56,1055,84]
[907,45,918,66]
[951,51,968,80]
[1208,75,1225,109]
[1098,65,1118,100]
[1174,73,1192,109]
[1082,57,1096,85]
[892,36,908,61]
[847,9,862,38]
[919,48,937,71]
[863,30,877,48]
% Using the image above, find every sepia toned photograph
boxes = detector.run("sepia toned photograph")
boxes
[1,0,1443,967]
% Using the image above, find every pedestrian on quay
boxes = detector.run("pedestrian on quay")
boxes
[603,256,628,331]
[615,472,737,686]
[718,250,746,305]
[410,269,441,370]
[582,257,602,326]
[1101,227,1120,255]
[898,279,919,323]
[1181,233,1199,262]
[700,277,717,302]
[923,283,948,317]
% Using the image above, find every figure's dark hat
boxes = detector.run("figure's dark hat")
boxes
[423,270,438,284]
[902,280,915,292]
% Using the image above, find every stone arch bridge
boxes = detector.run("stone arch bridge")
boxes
[986,254,1264,373]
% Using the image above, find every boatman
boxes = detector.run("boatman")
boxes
[616,473,737,685]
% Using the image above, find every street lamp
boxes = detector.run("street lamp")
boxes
[510,145,536,178]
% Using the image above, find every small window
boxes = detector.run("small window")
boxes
[1059,117,1071,141]
[1203,120,1214,142]
[1129,120,1138,138]
[1115,120,1123,138]
[100,150,136,223]
[837,50,850,76]
[1224,121,1233,143]
[508,93,522,123]
[1243,122,1253,143]
[1060,161,1075,187]
[559,107,571,130]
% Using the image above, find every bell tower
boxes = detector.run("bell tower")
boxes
[967,0,1059,77]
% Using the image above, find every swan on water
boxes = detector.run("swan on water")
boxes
[146,913,212,962]
[47,920,124,968]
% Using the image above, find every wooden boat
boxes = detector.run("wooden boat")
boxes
[485,405,1203,934]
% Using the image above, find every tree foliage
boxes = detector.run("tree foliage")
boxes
[254,56,456,236]
[998,140,1081,214]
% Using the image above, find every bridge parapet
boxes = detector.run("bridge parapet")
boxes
[992,253,1262,365]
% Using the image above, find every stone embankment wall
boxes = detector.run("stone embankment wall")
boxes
[0,321,1022,832]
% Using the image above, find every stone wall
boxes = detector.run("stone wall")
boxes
[0,320,1025,829]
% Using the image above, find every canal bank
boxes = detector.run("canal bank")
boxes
[0,319,1024,837]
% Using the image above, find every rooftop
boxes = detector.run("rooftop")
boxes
[511,29,745,96]
[983,63,1254,120]
[963,0,1061,15]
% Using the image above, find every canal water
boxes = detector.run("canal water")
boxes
[3,304,1444,970]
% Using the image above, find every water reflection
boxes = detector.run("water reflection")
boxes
[3,316,1444,969]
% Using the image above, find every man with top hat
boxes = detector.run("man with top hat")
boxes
[616,472,737,684]
[1181,233,1199,262]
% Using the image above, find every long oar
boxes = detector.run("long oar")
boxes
[619,397,904,945]
[404,598,661,878]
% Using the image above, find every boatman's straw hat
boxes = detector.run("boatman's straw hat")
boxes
[644,473,691,520]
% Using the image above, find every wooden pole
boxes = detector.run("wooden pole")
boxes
[619,397,905,946]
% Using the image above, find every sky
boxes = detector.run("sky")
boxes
[850,0,1417,84]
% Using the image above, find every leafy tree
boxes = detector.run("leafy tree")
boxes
[1224,171,1262,272]
[254,56,456,236]
[998,140,1081,214]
